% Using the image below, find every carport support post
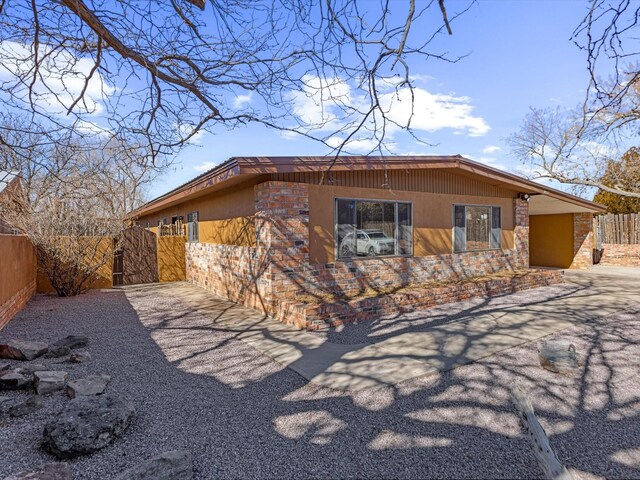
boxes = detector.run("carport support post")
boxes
[514,198,530,269]
[571,213,594,269]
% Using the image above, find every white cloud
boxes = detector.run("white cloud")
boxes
[233,92,253,108]
[193,161,218,172]
[287,75,490,145]
[0,41,114,116]
[482,145,501,154]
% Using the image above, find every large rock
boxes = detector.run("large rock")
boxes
[114,450,193,480]
[0,372,32,390]
[538,339,580,375]
[68,351,91,364]
[66,375,110,398]
[9,396,43,417]
[42,395,134,458]
[0,340,48,361]
[34,371,68,395]
[14,364,48,376]
[5,463,72,480]
[45,346,71,359]
[51,336,88,351]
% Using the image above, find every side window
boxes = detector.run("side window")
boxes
[453,205,502,252]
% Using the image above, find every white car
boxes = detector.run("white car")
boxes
[339,229,395,257]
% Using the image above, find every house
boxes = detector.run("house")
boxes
[0,171,19,234]
[129,156,606,328]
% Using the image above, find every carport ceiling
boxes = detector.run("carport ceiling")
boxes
[529,194,599,215]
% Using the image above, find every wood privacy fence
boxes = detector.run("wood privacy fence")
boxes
[594,213,640,245]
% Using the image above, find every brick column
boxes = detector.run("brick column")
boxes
[255,181,310,307]
[514,198,530,269]
[571,212,593,268]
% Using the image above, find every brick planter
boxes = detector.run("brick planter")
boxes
[598,244,640,267]
[276,269,564,330]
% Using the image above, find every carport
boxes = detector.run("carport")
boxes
[528,192,606,269]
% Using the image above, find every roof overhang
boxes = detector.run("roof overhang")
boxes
[128,155,606,218]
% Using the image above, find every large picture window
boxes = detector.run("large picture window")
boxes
[453,205,501,252]
[336,199,412,259]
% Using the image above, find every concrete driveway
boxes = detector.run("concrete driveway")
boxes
[126,266,640,392]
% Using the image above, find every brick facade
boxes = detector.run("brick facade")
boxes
[0,280,36,330]
[598,243,640,267]
[184,181,556,328]
[571,212,594,269]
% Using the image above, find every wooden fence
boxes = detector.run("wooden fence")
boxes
[594,213,640,245]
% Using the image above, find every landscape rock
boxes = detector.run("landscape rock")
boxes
[52,336,88,351]
[66,374,110,398]
[45,346,71,359]
[9,396,43,417]
[42,395,134,458]
[68,351,91,363]
[0,372,32,390]
[34,371,68,395]
[538,339,580,374]
[0,395,12,410]
[0,340,48,361]
[14,364,48,376]
[114,450,193,480]
[0,360,10,373]
[5,462,72,480]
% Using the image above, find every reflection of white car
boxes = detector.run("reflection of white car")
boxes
[340,229,395,257]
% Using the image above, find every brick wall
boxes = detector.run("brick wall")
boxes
[186,181,543,328]
[0,280,36,330]
[571,212,594,269]
[598,243,640,267]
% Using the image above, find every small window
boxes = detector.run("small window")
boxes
[453,205,502,252]
[186,211,199,242]
[335,198,412,259]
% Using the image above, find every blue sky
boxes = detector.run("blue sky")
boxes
[149,0,593,198]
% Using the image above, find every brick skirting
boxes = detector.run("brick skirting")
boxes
[0,280,36,330]
[598,244,640,267]
[276,269,564,330]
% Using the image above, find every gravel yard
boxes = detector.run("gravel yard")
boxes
[1,285,639,479]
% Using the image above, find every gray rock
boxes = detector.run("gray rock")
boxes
[0,395,12,410]
[45,346,71,359]
[539,339,580,375]
[52,336,88,351]
[114,450,193,480]
[42,395,134,458]
[66,374,110,398]
[5,462,72,480]
[0,372,32,390]
[0,340,48,361]
[0,360,10,373]
[34,371,68,395]
[14,364,48,376]
[9,396,43,417]
[68,351,91,363]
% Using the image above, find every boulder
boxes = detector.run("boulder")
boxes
[114,450,193,480]
[0,360,10,373]
[538,339,580,375]
[68,351,91,363]
[42,395,134,458]
[0,372,32,390]
[34,371,68,395]
[66,375,110,398]
[51,336,88,351]
[5,463,72,480]
[9,396,43,417]
[45,346,71,359]
[0,340,48,361]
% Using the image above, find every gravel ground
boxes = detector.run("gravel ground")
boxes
[1,285,639,479]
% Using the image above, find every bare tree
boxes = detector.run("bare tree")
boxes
[0,116,158,296]
[0,0,471,163]
[510,0,640,198]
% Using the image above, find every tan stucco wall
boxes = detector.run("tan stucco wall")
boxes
[0,235,36,303]
[308,185,516,264]
[529,213,574,268]
[157,236,187,282]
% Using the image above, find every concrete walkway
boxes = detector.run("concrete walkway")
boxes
[125,266,640,391]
